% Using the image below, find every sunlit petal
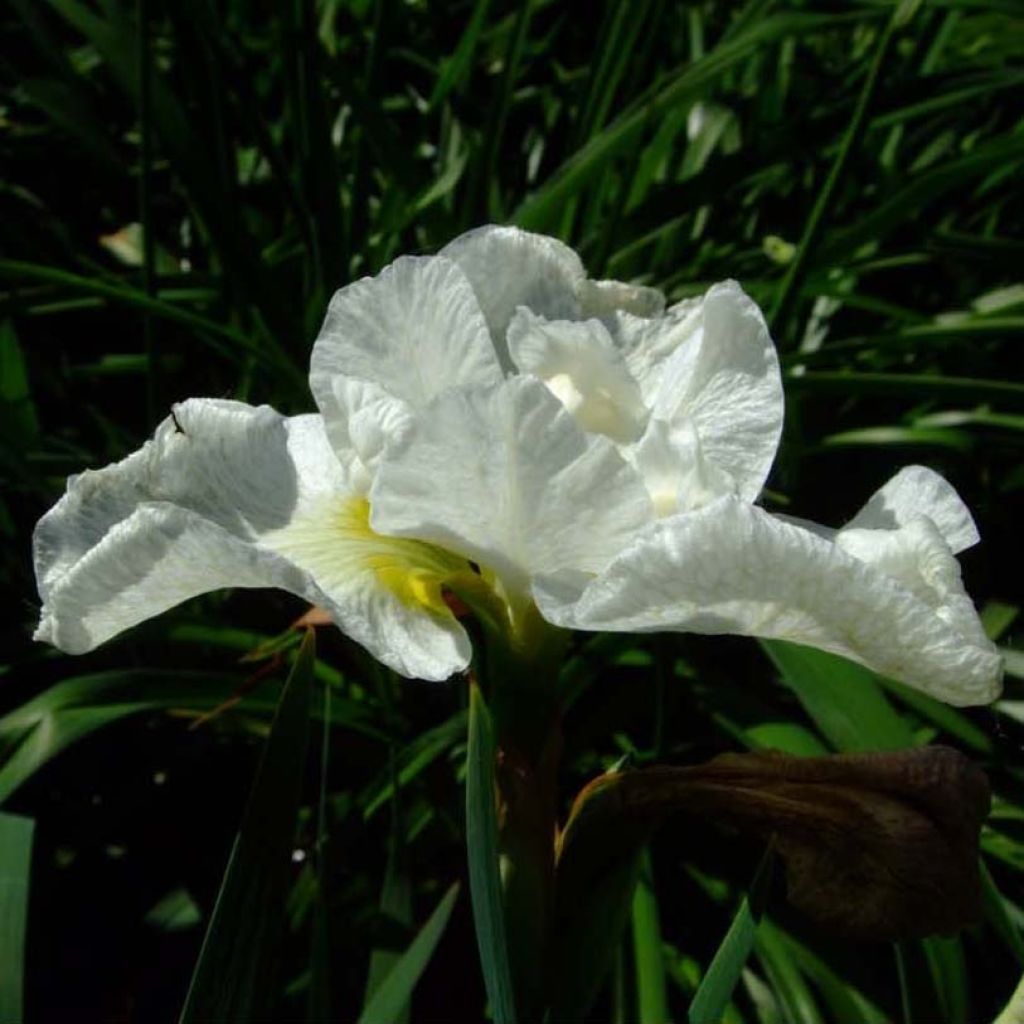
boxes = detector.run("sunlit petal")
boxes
[534,495,1001,705]
[370,376,653,598]
[310,254,503,460]
[440,225,585,368]
[34,401,472,679]
[507,308,647,443]
[844,465,980,554]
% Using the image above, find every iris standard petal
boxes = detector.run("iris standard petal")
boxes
[439,225,585,368]
[369,376,653,597]
[310,254,503,463]
[649,281,783,502]
[507,308,647,443]
[533,495,1001,706]
[577,279,666,319]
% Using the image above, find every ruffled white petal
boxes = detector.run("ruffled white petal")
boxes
[604,297,704,405]
[321,376,414,494]
[36,502,315,654]
[648,281,783,502]
[507,308,647,443]
[34,400,339,597]
[439,225,585,368]
[310,254,503,462]
[628,418,736,515]
[577,279,666,319]
[370,376,653,595]
[259,497,472,680]
[534,495,1001,705]
[844,465,979,554]
[34,400,471,680]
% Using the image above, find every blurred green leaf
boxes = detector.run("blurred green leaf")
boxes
[465,682,516,1024]
[0,320,39,446]
[688,848,776,1024]
[632,849,669,1024]
[761,641,915,753]
[356,883,460,1024]
[179,630,316,1022]
[0,812,34,1024]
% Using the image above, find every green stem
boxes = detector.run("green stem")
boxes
[485,618,566,1021]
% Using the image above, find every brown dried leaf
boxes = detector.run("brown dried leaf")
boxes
[559,745,990,940]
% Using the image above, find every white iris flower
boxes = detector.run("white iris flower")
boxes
[33,226,1001,705]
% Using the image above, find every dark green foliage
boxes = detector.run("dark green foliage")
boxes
[1,0,1022,1020]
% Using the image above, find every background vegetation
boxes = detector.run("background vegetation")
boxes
[1,0,1023,1020]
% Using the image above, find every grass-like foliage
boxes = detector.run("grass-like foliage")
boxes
[1,0,1022,1020]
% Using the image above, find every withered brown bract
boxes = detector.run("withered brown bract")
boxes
[558,745,989,942]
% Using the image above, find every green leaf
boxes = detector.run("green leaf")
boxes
[981,859,1024,965]
[362,843,413,1018]
[762,641,915,752]
[632,849,669,1024]
[767,924,888,1024]
[356,883,460,1024]
[785,371,1024,408]
[754,919,821,1024]
[769,4,900,339]
[875,677,992,754]
[0,259,290,375]
[0,667,373,804]
[513,12,870,231]
[688,849,775,1024]
[550,783,646,1022]
[144,888,202,932]
[429,0,493,108]
[179,629,316,1022]
[0,812,34,1024]
[0,320,39,445]
[465,682,516,1024]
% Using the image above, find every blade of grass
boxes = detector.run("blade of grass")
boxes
[356,883,460,1024]
[429,0,493,109]
[307,679,332,1023]
[42,0,294,349]
[0,259,296,378]
[179,630,316,1022]
[0,667,375,803]
[688,848,776,1024]
[632,848,669,1024]
[754,919,821,1024]
[982,859,1024,966]
[0,812,34,1024]
[136,0,156,421]
[513,11,873,232]
[784,371,1024,408]
[466,680,516,1024]
[769,6,905,340]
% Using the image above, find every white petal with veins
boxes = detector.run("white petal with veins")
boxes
[844,465,980,554]
[370,376,653,597]
[440,225,585,368]
[628,418,737,515]
[578,279,666,319]
[534,495,1001,705]
[507,308,647,443]
[649,281,782,502]
[34,400,472,680]
[310,254,503,460]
